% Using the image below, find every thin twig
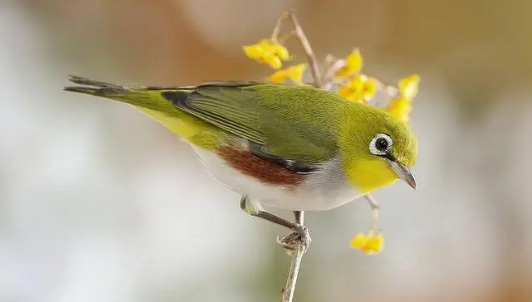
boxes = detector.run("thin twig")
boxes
[281,211,305,302]
[276,9,323,302]
[282,242,305,302]
[278,30,297,44]
[322,58,346,90]
[287,9,322,88]
[271,12,289,42]
[322,54,338,78]
[364,194,380,233]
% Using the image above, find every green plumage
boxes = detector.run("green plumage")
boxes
[64,76,416,167]
[163,83,350,162]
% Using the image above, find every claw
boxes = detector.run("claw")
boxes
[276,225,311,255]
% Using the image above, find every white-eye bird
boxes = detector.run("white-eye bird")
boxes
[64,76,418,250]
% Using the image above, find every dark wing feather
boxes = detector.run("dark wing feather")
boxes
[248,142,319,174]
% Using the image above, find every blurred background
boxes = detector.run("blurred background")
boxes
[1,0,532,301]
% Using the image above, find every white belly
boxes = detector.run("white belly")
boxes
[191,146,364,211]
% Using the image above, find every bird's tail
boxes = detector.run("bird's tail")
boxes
[64,76,219,144]
[64,75,158,106]
[64,75,131,97]
[64,75,191,113]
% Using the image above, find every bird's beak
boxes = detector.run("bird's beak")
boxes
[389,161,417,190]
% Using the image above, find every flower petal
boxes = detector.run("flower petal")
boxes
[269,70,288,83]
[338,75,377,103]
[350,233,369,249]
[268,63,307,84]
[336,48,364,78]
[398,74,420,100]
[351,232,384,254]
[243,39,290,69]
[346,48,363,73]
[386,96,412,123]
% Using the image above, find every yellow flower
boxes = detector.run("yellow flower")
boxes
[269,64,307,84]
[338,74,377,103]
[336,48,364,78]
[386,74,420,122]
[350,232,384,255]
[243,39,290,69]
[398,74,420,100]
[386,96,412,123]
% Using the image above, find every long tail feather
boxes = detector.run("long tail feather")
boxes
[63,75,224,145]
[63,75,194,114]
[64,75,129,97]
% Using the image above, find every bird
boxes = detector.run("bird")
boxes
[64,76,418,250]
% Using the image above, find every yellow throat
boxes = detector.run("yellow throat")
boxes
[345,159,399,193]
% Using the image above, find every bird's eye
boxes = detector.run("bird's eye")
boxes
[376,138,388,151]
[369,134,393,156]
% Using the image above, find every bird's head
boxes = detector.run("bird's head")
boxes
[339,107,418,193]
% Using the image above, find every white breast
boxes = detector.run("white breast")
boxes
[191,146,365,211]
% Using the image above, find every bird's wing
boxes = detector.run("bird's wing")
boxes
[161,82,343,170]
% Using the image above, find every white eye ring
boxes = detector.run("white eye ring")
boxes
[369,133,393,156]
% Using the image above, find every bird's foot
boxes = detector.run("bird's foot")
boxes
[276,225,311,255]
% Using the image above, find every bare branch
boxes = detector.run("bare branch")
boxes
[270,10,321,302]
[280,211,306,302]
[287,10,322,88]
[271,12,289,42]
[281,243,305,302]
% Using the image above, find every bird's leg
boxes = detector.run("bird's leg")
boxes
[240,195,299,229]
[240,196,311,253]
[294,211,304,225]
